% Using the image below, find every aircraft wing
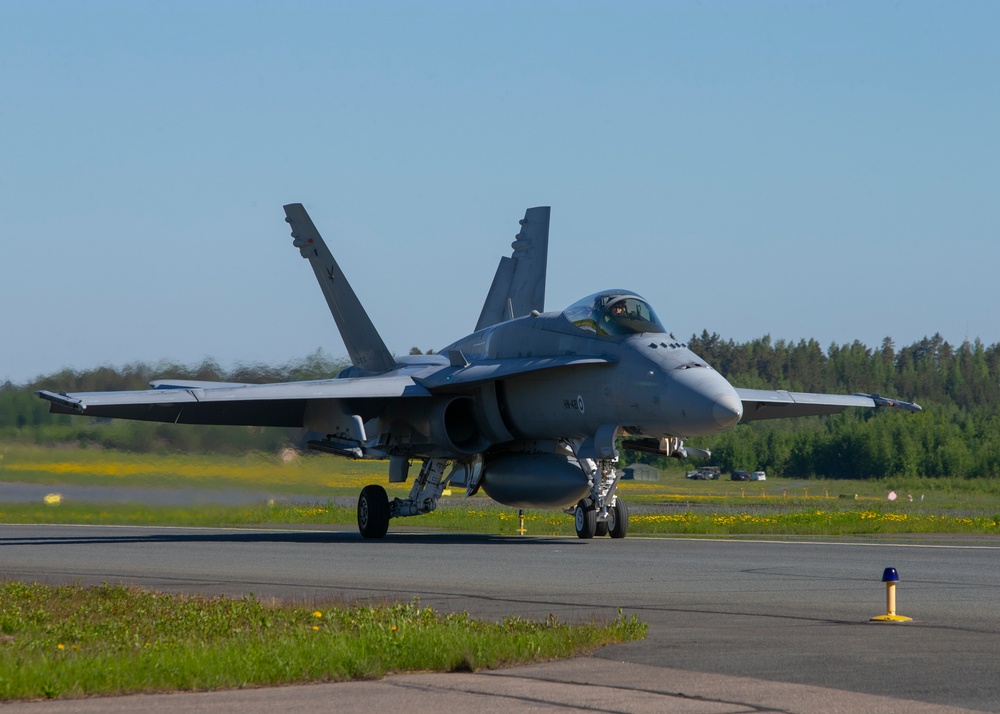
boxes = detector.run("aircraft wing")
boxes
[736,388,922,422]
[36,376,430,427]
[35,356,614,425]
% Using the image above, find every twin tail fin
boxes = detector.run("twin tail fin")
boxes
[283,203,396,374]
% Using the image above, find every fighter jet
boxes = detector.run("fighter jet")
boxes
[37,204,921,539]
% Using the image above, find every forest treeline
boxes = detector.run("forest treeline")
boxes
[673,332,1000,479]
[2,335,999,479]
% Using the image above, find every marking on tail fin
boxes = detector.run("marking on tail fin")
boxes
[283,203,395,374]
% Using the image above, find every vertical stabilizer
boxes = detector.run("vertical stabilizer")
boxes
[475,206,550,331]
[283,204,396,373]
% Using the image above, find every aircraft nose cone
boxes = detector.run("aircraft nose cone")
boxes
[713,393,743,429]
[663,367,743,436]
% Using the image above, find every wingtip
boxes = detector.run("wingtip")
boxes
[861,393,923,413]
[35,390,85,412]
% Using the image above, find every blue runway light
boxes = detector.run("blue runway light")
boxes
[872,566,911,621]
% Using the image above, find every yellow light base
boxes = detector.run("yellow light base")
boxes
[871,614,913,622]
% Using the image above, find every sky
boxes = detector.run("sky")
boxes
[2,1,998,385]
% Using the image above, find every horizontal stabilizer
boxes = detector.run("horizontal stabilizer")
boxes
[150,379,252,390]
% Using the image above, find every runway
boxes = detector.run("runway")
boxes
[2,524,998,712]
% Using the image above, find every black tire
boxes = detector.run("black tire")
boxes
[595,521,609,537]
[358,484,390,539]
[575,498,596,539]
[609,498,629,539]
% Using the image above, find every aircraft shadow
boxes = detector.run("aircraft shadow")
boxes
[0,528,581,548]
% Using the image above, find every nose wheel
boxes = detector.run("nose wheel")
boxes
[574,498,596,538]
[575,496,629,539]
[608,497,629,538]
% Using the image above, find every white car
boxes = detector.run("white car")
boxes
[750,471,767,481]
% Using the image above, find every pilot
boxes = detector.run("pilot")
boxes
[600,300,628,335]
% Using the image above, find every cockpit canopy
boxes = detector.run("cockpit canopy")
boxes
[562,290,667,337]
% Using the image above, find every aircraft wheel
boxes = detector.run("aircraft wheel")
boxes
[609,498,629,539]
[358,485,390,539]
[595,521,609,537]
[604,505,616,535]
[575,498,596,539]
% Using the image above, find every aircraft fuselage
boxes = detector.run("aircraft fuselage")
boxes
[446,309,743,442]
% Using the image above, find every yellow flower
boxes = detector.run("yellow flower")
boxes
[391,625,398,632]
[312,625,319,631]
[313,610,323,618]
[57,643,65,650]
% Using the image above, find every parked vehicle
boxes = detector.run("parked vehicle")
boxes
[730,469,751,481]
[686,466,721,480]
[750,471,767,481]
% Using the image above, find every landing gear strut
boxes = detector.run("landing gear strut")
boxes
[356,457,451,538]
[574,457,629,539]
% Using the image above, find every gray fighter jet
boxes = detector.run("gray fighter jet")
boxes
[37,204,921,539]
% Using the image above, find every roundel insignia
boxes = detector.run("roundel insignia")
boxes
[577,395,585,414]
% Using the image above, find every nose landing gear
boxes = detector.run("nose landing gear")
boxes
[573,458,629,539]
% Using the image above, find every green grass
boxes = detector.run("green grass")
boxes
[0,443,393,496]
[3,443,1000,536]
[3,498,999,537]
[0,581,647,701]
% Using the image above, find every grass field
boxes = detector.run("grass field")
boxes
[0,581,645,701]
[0,443,392,495]
[1,444,995,700]
[3,444,999,536]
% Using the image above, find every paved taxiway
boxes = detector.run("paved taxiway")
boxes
[2,524,998,712]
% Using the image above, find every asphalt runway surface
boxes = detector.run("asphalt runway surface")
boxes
[2,523,998,712]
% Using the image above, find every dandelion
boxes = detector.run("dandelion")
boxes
[313,610,323,618]
[391,625,398,632]
[57,643,65,650]
[312,625,319,631]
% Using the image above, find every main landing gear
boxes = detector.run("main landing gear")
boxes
[356,454,631,540]
[357,457,450,539]
[357,485,390,538]
[572,458,629,539]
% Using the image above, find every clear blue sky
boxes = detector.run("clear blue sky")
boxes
[3,1,998,385]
